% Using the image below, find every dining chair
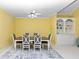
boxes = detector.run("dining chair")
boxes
[48,34,52,50]
[22,33,30,50]
[12,33,16,50]
[12,33,22,50]
[34,35,41,51]
[41,34,51,50]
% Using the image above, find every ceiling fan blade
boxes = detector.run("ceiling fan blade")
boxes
[35,13,41,15]
[32,10,36,13]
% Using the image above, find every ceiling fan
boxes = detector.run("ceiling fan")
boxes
[28,10,41,18]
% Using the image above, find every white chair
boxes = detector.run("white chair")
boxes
[22,33,30,50]
[12,33,22,50]
[41,34,51,50]
[34,35,41,51]
[48,34,52,50]
[12,33,16,50]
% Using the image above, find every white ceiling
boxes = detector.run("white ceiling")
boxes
[0,0,75,18]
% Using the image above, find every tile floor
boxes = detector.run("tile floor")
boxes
[0,48,63,59]
[55,45,79,59]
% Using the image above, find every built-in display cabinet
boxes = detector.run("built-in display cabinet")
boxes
[56,18,75,34]
[56,18,75,46]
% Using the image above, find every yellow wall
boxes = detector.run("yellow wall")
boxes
[15,18,51,36]
[0,8,14,50]
[15,17,56,46]
[50,16,56,46]
[73,8,79,37]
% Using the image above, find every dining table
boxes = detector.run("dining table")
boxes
[14,36,50,50]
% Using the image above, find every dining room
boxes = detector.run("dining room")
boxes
[0,0,79,59]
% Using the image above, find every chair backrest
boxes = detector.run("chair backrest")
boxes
[23,37,29,44]
[48,34,52,49]
[25,33,29,35]
[34,33,38,36]
[34,35,41,44]
[24,33,29,37]
[48,34,51,40]
[13,33,16,40]
[23,33,29,44]
[12,33,16,48]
